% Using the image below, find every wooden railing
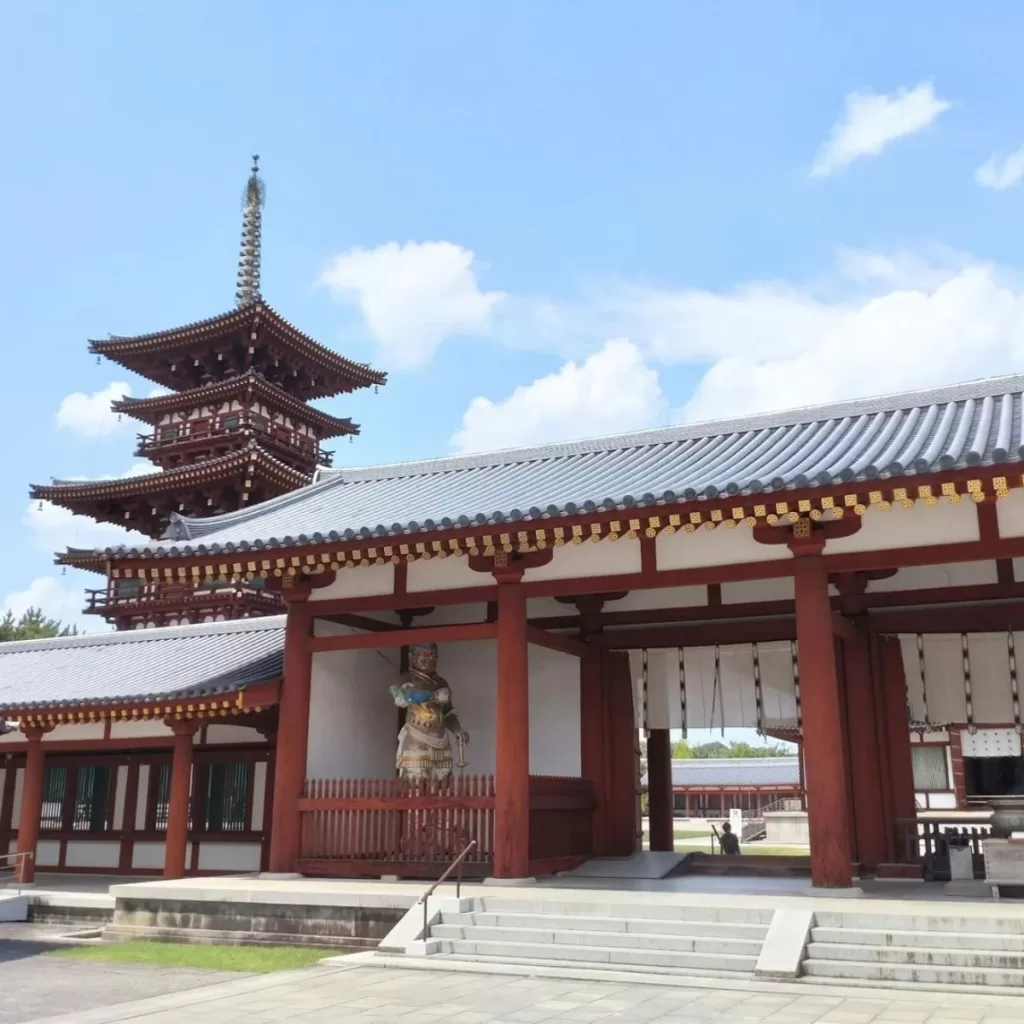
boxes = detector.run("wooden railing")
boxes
[297,774,598,878]
[297,776,495,878]
[528,775,595,870]
[893,816,994,880]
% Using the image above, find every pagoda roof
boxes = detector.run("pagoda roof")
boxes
[56,548,108,575]
[95,371,1024,560]
[90,301,386,396]
[0,616,284,716]
[112,369,359,438]
[31,443,308,509]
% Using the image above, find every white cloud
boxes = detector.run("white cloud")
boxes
[319,241,504,369]
[55,381,133,438]
[25,500,148,554]
[667,262,1024,422]
[2,576,95,633]
[976,145,1024,191]
[451,339,666,453]
[811,82,951,178]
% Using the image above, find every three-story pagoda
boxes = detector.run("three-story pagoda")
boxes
[31,156,386,630]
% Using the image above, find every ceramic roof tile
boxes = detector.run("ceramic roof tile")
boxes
[100,373,1024,558]
[0,617,284,711]
[666,757,801,788]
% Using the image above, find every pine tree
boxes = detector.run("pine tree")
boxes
[0,608,78,642]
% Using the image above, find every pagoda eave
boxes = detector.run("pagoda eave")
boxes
[89,302,385,400]
[111,372,360,439]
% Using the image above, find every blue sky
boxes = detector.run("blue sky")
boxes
[3,1,1024,632]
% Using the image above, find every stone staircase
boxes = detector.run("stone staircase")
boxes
[426,897,771,976]
[804,910,1024,989]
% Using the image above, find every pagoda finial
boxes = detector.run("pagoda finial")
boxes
[235,153,265,308]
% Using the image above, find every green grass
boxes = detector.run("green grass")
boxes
[50,940,332,973]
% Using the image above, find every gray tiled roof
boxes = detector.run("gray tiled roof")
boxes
[0,617,284,711]
[100,373,1024,559]
[666,758,801,788]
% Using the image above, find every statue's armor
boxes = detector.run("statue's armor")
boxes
[392,667,463,782]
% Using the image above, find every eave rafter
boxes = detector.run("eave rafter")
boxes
[112,371,359,438]
[3,679,281,727]
[105,470,1017,586]
[89,303,385,399]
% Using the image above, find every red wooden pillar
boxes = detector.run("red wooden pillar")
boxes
[579,643,607,855]
[15,725,51,884]
[602,651,640,856]
[164,721,198,879]
[494,575,530,878]
[878,635,916,827]
[842,625,887,870]
[268,598,314,873]
[646,729,674,852]
[792,544,854,888]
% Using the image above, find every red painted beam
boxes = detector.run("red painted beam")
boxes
[307,620,497,653]
[525,626,589,659]
[593,617,796,648]
[868,603,1024,634]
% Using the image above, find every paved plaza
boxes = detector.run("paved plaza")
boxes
[9,959,1024,1024]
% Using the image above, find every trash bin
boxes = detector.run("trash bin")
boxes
[947,835,974,880]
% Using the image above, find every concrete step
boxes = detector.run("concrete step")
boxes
[803,957,1024,989]
[431,923,763,956]
[440,911,768,941]
[434,952,754,980]
[814,912,1024,936]
[473,898,773,925]
[434,937,758,973]
[811,926,1024,953]
[807,941,1024,970]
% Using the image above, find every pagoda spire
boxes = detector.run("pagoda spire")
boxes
[235,153,265,308]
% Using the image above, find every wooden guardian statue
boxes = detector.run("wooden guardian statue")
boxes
[391,643,469,782]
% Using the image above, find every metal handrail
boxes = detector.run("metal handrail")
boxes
[418,840,478,940]
[0,851,34,895]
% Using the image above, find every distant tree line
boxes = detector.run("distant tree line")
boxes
[671,739,792,759]
[0,608,78,643]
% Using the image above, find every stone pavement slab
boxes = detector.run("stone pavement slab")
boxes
[19,963,1024,1024]
[0,941,244,1024]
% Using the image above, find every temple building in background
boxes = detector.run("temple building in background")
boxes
[29,157,386,630]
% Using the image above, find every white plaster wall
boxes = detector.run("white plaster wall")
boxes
[197,842,261,872]
[868,561,998,592]
[827,501,980,554]
[110,721,172,739]
[526,597,574,618]
[411,604,489,626]
[306,634,581,780]
[721,577,795,604]
[407,556,482,593]
[64,841,120,869]
[132,841,166,871]
[251,762,267,830]
[603,586,707,612]
[996,489,1024,539]
[0,733,21,746]
[527,648,580,776]
[36,840,60,868]
[204,725,266,744]
[135,766,150,830]
[43,724,105,741]
[307,624,398,779]
[523,538,642,582]
[657,524,791,570]
[310,563,394,601]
